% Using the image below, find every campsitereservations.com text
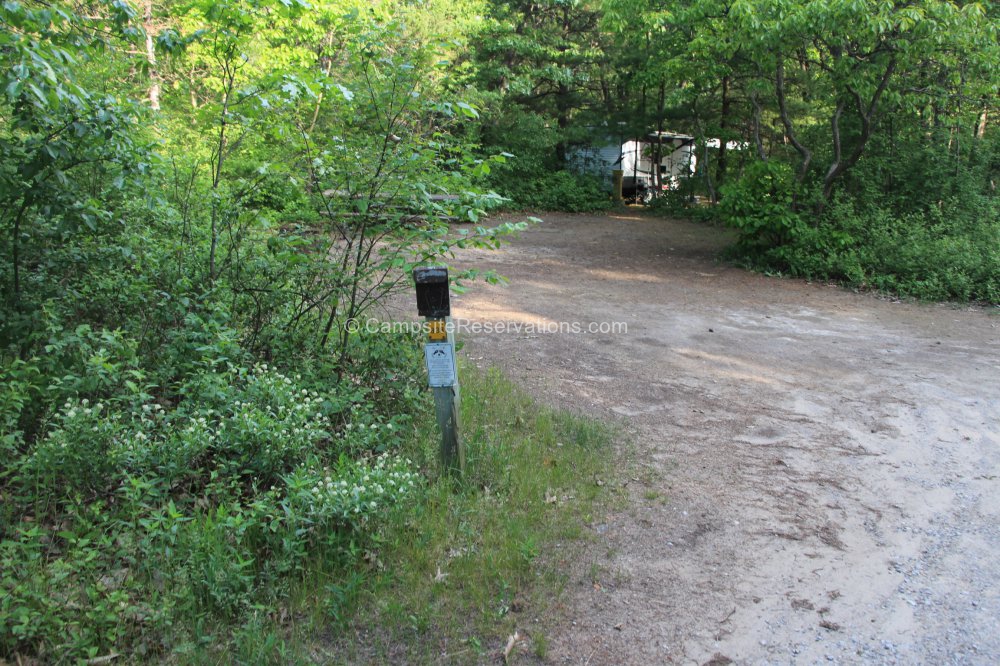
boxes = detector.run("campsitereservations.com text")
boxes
[347,318,628,336]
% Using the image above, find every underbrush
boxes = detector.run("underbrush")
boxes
[492,171,614,213]
[647,189,722,225]
[0,343,427,661]
[1,355,618,663]
[711,158,999,304]
[769,201,998,303]
[722,192,999,304]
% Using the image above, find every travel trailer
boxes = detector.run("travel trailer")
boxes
[569,131,697,200]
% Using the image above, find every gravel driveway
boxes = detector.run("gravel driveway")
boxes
[448,212,1000,665]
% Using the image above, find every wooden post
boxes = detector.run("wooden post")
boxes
[612,169,624,202]
[414,268,464,475]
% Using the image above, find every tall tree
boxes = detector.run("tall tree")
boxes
[729,0,997,202]
[474,0,609,164]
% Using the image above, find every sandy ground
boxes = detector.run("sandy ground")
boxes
[427,212,1000,665]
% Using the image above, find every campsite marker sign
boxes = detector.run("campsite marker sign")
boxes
[424,343,457,387]
[413,266,464,474]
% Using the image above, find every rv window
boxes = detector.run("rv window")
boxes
[659,165,667,174]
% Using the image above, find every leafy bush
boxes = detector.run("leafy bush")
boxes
[1,513,139,660]
[474,98,614,213]
[853,200,999,302]
[1,360,425,660]
[719,160,805,252]
[647,181,722,224]
[495,170,613,213]
[720,128,998,304]
[731,193,1000,303]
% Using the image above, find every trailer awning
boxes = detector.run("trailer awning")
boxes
[646,131,696,149]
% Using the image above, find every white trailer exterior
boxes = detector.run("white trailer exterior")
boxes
[570,132,698,196]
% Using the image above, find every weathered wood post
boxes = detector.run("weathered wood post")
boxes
[413,266,464,475]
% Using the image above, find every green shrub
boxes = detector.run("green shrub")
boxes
[719,160,805,253]
[0,355,425,660]
[0,513,141,661]
[853,199,1000,302]
[647,183,722,224]
[733,193,1000,304]
[495,170,613,213]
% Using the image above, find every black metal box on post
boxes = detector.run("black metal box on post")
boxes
[413,265,463,474]
[413,266,450,318]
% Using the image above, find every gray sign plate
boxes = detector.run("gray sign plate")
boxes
[424,343,457,387]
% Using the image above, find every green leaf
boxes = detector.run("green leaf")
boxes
[456,101,479,118]
[335,83,354,101]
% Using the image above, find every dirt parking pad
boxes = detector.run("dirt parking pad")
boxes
[439,212,1000,665]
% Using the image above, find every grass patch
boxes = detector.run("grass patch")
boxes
[314,364,621,663]
[1,363,619,664]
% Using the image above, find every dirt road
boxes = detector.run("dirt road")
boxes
[447,212,1000,665]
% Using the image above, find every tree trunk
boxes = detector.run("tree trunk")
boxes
[143,0,160,111]
[9,197,31,307]
[210,63,235,283]
[653,82,665,191]
[308,33,336,135]
[189,66,199,112]
[820,57,897,201]
[701,131,715,203]
[555,83,570,165]
[714,75,730,201]
[750,92,768,161]
[775,61,812,184]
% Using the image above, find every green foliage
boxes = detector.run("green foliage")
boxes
[1,358,424,659]
[473,0,607,130]
[731,192,1000,303]
[474,93,614,211]
[499,170,614,212]
[1,510,138,660]
[0,0,150,354]
[646,174,720,223]
[719,161,805,252]
[470,0,627,207]
[2,0,997,659]
[724,130,1000,303]
[596,0,999,303]
[331,365,619,661]
[0,1,530,661]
